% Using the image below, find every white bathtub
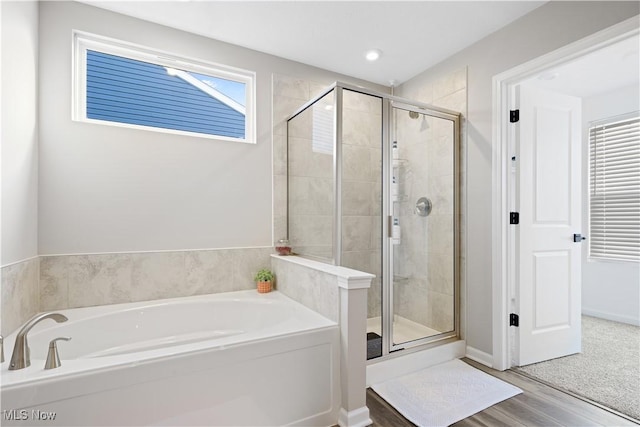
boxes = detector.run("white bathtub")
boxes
[1,290,340,426]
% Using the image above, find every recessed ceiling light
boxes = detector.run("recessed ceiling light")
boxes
[365,49,382,61]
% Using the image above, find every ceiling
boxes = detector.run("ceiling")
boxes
[525,34,640,98]
[79,1,546,86]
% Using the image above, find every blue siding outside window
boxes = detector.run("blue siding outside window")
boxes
[86,50,246,138]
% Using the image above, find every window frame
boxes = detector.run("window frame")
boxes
[72,30,256,144]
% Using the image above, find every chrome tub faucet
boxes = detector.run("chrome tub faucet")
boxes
[9,312,68,370]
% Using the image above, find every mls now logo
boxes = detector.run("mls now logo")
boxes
[3,409,57,421]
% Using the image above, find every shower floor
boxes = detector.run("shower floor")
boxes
[367,316,441,345]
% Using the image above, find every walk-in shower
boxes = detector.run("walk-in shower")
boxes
[286,82,460,359]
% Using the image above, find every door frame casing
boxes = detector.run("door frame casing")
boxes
[491,16,640,371]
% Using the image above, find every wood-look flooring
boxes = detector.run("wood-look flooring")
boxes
[367,358,638,427]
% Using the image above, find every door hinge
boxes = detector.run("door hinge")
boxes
[510,313,519,327]
[510,109,520,123]
[510,212,519,225]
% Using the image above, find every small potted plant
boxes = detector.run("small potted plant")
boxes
[254,268,275,294]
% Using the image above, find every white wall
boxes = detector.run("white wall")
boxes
[398,2,640,356]
[1,0,39,266]
[38,1,386,256]
[582,83,640,325]
[0,0,41,337]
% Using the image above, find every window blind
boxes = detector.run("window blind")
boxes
[589,114,640,262]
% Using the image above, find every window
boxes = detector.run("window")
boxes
[312,93,334,155]
[73,31,255,143]
[589,113,640,262]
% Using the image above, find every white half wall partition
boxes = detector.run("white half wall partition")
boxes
[271,254,374,427]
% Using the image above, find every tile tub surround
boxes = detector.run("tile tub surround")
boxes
[271,254,340,322]
[1,257,40,337]
[271,254,374,427]
[39,247,273,311]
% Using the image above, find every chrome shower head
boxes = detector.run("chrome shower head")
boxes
[420,115,429,131]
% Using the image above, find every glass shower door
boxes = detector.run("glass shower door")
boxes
[389,103,458,350]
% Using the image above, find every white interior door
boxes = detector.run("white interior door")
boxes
[515,84,583,366]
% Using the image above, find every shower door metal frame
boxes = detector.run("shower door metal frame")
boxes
[286,82,462,360]
[386,100,461,354]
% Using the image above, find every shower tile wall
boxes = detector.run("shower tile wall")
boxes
[286,90,335,260]
[341,90,383,318]
[395,68,467,333]
[272,74,329,244]
[1,257,39,336]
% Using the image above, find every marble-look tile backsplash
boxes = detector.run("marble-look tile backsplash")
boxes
[39,247,273,311]
[1,257,39,337]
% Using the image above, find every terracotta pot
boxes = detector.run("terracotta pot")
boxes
[257,280,272,293]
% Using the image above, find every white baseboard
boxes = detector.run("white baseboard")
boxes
[465,346,493,368]
[338,407,371,427]
[582,308,640,326]
[366,340,465,386]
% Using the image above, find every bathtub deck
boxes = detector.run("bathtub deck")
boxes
[366,358,637,427]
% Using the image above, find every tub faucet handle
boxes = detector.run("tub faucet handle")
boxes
[45,337,71,370]
[9,312,68,370]
[1,335,4,363]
